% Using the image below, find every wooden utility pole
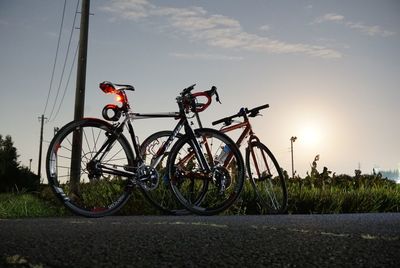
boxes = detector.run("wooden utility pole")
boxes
[38,114,47,178]
[73,0,90,121]
[70,0,90,192]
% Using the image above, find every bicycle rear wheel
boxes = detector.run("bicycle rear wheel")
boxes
[168,128,245,215]
[246,141,287,214]
[140,130,189,215]
[46,118,134,217]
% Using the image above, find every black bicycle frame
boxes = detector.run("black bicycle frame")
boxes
[93,109,211,180]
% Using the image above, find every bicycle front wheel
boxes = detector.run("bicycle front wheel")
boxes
[168,128,245,215]
[46,118,135,217]
[140,130,189,215]
[246,141,287,214]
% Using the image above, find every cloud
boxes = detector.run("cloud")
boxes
[259,25,271,31]
[346,22,396,37]
[100,0,153,20]
[315,13,396,37]
[315,13,344,23]
[101,0,342,59]
[170,52,243,61]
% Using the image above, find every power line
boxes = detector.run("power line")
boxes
[50,42,79,122]
[48,0,81,122]
[43,0,67,116]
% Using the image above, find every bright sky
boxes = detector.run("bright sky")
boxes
[0,0,399,179]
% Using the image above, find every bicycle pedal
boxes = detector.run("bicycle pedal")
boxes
[258,174,273,181]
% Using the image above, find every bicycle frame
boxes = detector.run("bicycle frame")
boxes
[218,113,272,179]
[92,100,212,182]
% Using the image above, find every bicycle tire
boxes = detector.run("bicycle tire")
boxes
[139,130,189,215]
[246,141,287,214]
[167,128,245,215]
[46,118,135,217]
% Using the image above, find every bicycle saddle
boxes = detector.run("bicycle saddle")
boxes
[100,81,135,93]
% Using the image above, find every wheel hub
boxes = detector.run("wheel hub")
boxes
[86,160,102,180]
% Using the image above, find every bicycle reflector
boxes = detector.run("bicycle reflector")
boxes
[100,81,116,94]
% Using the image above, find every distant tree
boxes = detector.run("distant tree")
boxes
[0,134,39,192]
[0,134,18,172]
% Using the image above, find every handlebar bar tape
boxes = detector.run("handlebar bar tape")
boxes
[212,104,269,125]
[247,104,269,117]
[212,113,238,126]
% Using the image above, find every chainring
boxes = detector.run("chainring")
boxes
[137,165,160,191]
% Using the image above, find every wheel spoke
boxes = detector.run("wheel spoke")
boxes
[169,128,244,215]
[46,120,133,217]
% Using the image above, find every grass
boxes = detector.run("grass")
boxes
[0,192,67,218]
[1,176,399,218]
[287,183,400,214]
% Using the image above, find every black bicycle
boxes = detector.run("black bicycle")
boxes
[143,105,287,214]
[46,82,244,217]
[139,87,223,215]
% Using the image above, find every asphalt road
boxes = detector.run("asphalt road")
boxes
[1,213,399,267]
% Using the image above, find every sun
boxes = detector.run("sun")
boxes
[300,125,321,147]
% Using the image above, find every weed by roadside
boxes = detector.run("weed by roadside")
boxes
[0,192,67,218]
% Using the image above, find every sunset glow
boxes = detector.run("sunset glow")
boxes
[300,125,321,147]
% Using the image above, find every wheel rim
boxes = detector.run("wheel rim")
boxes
[247,143,286,213]
[47,121,132,216]
[169,129,244,215]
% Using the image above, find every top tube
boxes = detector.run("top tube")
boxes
[128,112,180,120]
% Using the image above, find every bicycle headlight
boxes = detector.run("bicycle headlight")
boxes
[102,104,122,121]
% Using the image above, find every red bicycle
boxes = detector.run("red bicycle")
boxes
[212,105,287,213]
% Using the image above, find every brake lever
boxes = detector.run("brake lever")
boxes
[223,118,233,126]
[181,84,196,96]
[249,111,262,118]
[215,91,221,104]
[211,86,222,104]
